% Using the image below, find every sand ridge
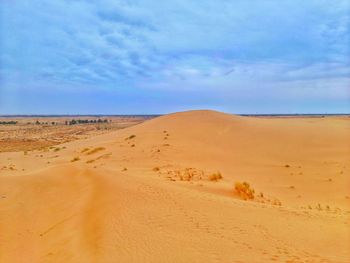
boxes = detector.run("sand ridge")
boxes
[0,110,349,262]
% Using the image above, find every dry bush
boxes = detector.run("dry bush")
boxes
[71,157,80,162]
[166,168,204,182]
[208,172,223,181]
[234,181,255,200]
[86,159,95,164]
[126,135,136,140]
[153,167,160,172]
[53,147,60,152]
[86,147,105,155]
[272,199,282,206]
[284,164,290,168]
[130,144,135,147]
[81,148,90,153]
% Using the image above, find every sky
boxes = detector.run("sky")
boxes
[0,0,349,114]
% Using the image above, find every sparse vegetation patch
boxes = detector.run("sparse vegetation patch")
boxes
[234,181,255,200]
[126,135,136,140]
[208,172,223,181]
[71,157,80,162]
[86,147,105,155]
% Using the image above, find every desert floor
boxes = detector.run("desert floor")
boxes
[0,116,147,152]
[0,110,349,263]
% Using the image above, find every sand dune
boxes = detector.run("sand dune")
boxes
[1,110,349,262]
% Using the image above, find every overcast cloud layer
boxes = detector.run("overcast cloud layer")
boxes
[0,0,349,114]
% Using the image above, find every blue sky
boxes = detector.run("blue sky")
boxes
[0,0,349,114]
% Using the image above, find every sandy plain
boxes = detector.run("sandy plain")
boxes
[0,110,349,263]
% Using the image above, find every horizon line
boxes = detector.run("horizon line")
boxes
[1,113,349,117]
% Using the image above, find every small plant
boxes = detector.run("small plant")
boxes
[284,164,290,168]
[130,144,135,147]
[81,148,90,153]
[273,199,282,206]
[234,181,255,200]
[86,159,95,164]
[86,147,105,155]
[71,157,80,162]
[153,167,160,172]
[53,147,60,152]
[122,167,127,171]
[126,135,136,140]
[208,172,223,181]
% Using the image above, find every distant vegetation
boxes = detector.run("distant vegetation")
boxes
[65,119,109,125]
[0,121,18,125]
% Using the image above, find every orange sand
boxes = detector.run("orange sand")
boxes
[0,110,349,262]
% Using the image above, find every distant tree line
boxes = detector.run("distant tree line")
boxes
[0,119,110,126]
[65,119,109,125]
[35,121,57,125]
[0,121,18,125]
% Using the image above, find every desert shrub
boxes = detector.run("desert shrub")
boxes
[71,157,80,162]
[86,147,105,155]
[53,147,60,152]
[126,135,136,140]
[272,199,282,206]
[208,172,223,181]
[81,148,90,153]
[153,167,160,172]
[284,164,290,168]
[234,181,255,200]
